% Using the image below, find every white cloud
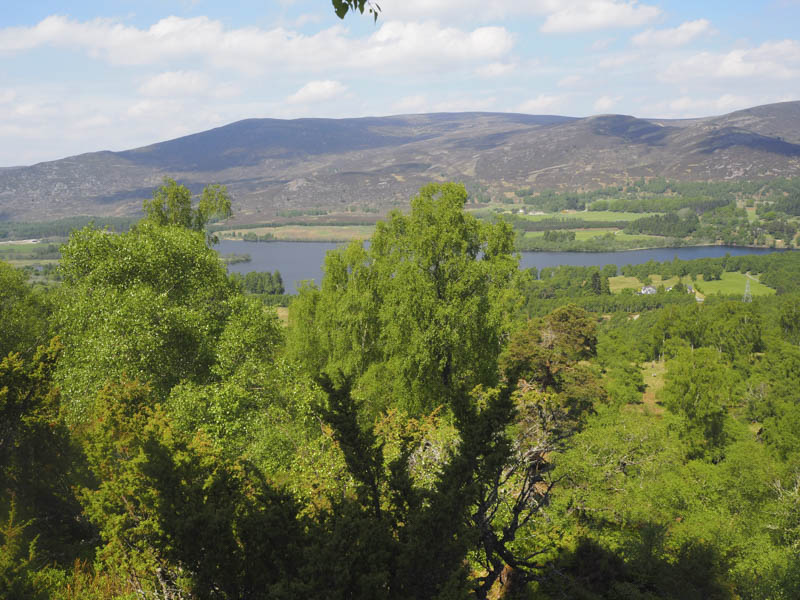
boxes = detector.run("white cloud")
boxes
[391,93,501,114]
[0,89,16,103]
[541,1,661,34]
[597,53,638,68]
[475,61,515,77]
[649,94,764,118]
[127,98,182,119]
[377,0,660,32]
[632,19,712,48]
[432,96,498,112]
[139,70,209,96]
[664,39,800,81]
[391,94,428,113]
[593,94,621,112]
[591,37,616,50]
[74,115,113,130]
[377,0,537,21]
[216,83,245,99]
[287,80,347,104]
[364,22,513,69]
[294,14,323,27]
[517,94,563,113]
[558,75,582,87]
[0,16,514,76]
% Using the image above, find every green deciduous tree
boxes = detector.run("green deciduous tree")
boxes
[0,261,49,358]
[142,177,232,244]
[288,182,520,416]
[661,347,735,458]
[55,223,237,420]
[702,301,763,361]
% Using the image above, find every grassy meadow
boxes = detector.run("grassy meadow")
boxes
[609,271,775,297]
[512,210,658,222]
[220,225,375,242]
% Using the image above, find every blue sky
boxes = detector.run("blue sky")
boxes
[1,0,798,166]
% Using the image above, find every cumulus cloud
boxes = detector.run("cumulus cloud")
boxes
[364,22,513,68]
[591,37,616,50]
[377,0,660,32]
[294,14,323,27]
[558,75,582,87]
[632,19,712,47]
[376,0,519,20]
[391,94,428,113]
[517,94,563,113]
[663,39,800,81]
[74,115,113,129]
[432,96,498,112]
[648,94,770,118]
[0,16,514,75]
[541,1,661,34]
[475,61,515,77]
[593,94,622,112]
[287,80,347,104]
[597,53,638,68]
[139,71,209,96]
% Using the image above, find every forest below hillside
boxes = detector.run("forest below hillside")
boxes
[498,177,800,252]
[2,182,800,599]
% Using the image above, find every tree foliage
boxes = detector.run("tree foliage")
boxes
[0,261,49,358]
[80,379,305,598]
[55,223,237,419]
[331,0,380,21]
[661,347,735,458]
[288,182,520,415]
[3,176,800,598]
[142,177,232,244]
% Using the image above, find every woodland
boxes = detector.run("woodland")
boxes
[2,181,800,599]
[504,178,800,252]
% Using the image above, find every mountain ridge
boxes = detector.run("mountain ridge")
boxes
[1,101,799,221]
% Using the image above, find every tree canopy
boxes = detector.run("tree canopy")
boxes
[3,177,800,599]
[142,177,232,244]
[288,182,521,415]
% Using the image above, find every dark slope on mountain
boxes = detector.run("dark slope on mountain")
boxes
[1,102,798,221]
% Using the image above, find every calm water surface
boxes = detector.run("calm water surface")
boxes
[217,240,789,293]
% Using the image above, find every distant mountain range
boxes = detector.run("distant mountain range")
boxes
[2,101,800,221]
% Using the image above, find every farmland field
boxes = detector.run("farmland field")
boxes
[511,210,659,222]
[220,225,374,242]
[694,272,775,296]
[609,271,775,297]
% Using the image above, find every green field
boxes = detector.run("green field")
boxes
[0,241,50,254]
[2,259,60,267]
[0,241,61,265]
[522,229,618,240]
[609,274,682,293]
[611,231,664,242]
[524,229,663,244]
[516,210,659,222]
[609,271,775,297]
[220,225,374,242]
[572,228,617,240]
[608,276,642,293]
[694,272,775,297]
